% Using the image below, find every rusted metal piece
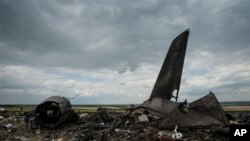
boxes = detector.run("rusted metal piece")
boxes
[132,30,228,129]
[35,96,78,128]
[150,29,189,101]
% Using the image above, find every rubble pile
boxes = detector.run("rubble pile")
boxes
[1,107,249,141]
[226,111,250,124]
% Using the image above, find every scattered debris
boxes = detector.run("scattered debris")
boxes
[0,107,5,112]
[79,113,89,118]
[157,131,174,141]
[0,109,248,140]
[13,135,31,141]
[137,114,149,123]
[2,123,17,132]
[170,125,183,140]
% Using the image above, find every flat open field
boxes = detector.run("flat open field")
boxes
[1,104,250,112]
[222,106,250,111]
[0,105,128,112]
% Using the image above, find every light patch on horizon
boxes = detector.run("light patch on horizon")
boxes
[0,64,157,104]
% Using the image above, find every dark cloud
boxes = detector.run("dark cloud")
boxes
[0,1,73,52]
[1,0,249,69]
[0,0,249,104]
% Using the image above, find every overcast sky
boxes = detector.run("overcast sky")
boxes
[0,0,250,104]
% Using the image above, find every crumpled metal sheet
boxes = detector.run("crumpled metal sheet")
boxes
[35,96,78,128]
[132,97,179,118]
[132,92,228,129]
[158,92,228,129]
[189,92,228,124]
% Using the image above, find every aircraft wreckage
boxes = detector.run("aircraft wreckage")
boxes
[131,29,228,129]
[32,29,228,130]
[32,96,78,128]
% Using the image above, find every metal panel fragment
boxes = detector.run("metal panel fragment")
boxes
[190,91,228,124]
[132,97,179,118]
[158,92,228,129]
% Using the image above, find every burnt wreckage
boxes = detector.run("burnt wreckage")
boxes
[132,29,228,129]
[32,30,227,130]
[33,96,78,128]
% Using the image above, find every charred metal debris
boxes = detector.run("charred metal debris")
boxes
[30,96,79,129]
[131,29,228,129]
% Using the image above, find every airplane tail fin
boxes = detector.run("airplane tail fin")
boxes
[150,29,189,101]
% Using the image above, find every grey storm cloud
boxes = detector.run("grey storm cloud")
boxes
[0,0,250,104]
[1,0,250,69]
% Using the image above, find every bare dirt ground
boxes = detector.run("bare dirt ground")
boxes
[0,107,249,141]
[223,106,250,111]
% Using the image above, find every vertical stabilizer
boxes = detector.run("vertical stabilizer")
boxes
[150,30,189,101]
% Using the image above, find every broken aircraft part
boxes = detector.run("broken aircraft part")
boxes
[158,92,228,129]
[34,96,78,128]
[132,30,228,129]
[150,29,189,101]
